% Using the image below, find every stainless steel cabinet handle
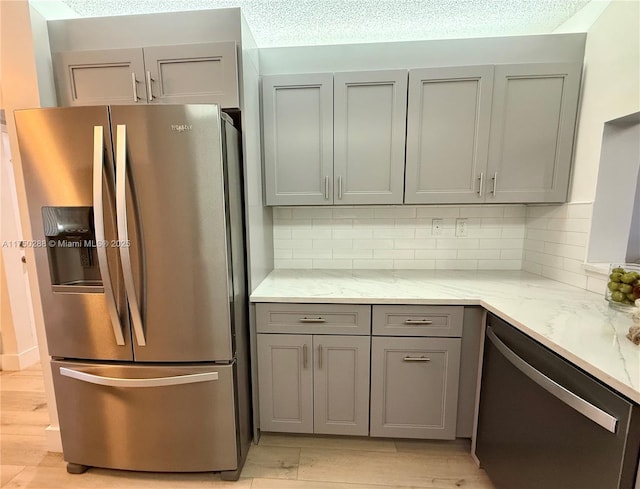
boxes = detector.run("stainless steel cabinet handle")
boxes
[93,126,125,346]
[60,367,218,388]
[403,356,431,362]
[338,176,343,200]
[131,73,139,102]
[299,317,326,323]
[302,344,308,369]
[318,345,323,369]
[486,327,618,433]
[324,176,330,200]
[404,319,433,325]
[145,71,154,101]
[491,172,498,195]
[115,124,146,347]
[478,172,484,197]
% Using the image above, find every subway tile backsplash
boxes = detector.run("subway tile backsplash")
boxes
[522,202,594,290]
[273,205,526,270]
[272,202,605,295]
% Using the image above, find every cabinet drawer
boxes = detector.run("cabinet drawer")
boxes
[256,303,371,335]
[372,305,463,337]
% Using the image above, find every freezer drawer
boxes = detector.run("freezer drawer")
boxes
[52,360,238,472]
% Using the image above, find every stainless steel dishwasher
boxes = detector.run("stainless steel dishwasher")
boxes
[475,313,640,489]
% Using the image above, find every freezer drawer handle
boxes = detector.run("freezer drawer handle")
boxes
[404,319,433,325]
[403,356,431,362]
[486,327,618,433]
[93,126,126,346]
[116,124,146,347]
[60,367,218,388]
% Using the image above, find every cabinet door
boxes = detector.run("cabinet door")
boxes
[486,63,581,203]
[370,337,461,439]
[143,42,239,108]
[333,70,407,204]
[262,74,334,205]
[313,335,370,436]
[257,334,313,433]
[405,66,494,204]
[54,49,147,106]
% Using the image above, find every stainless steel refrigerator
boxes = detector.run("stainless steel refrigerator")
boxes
[14,105,252,480]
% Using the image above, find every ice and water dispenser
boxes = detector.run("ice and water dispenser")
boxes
[42,207,102,292]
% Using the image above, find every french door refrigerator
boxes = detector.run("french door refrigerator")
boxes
[14,105,252,480]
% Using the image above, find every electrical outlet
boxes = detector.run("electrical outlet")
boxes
[432,218,444,236]
[455,218,468,237]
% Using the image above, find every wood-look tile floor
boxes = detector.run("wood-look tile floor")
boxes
[1,364,495,488]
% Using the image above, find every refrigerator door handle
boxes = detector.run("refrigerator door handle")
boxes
[60,367,218,388]
[93,126,125,346]
[115,124,146,346]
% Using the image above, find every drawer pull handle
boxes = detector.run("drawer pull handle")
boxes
[404,319,433,325]
[299,317,326,323]
[403,356,431,362]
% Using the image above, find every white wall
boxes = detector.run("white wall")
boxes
[0,0,61,450]
[259,33,586,75]
[568,0,640,202]
[521,0,640,294]
[240,15,274,291]
[47,8,242,52]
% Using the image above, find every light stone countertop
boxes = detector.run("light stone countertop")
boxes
[250,269,640,404]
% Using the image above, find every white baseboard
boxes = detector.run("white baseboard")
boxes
[45,425,62,453]
[1,345,40,371]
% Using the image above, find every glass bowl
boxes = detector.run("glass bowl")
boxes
[605,263,640,310]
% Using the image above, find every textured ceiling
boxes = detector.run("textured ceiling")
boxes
[59,0,591,47]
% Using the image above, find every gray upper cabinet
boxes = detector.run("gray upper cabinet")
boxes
[262,70,408,206]
[262,74,334,206]
[54,48,147,106]
[333,71,407,204]
[143,42,239,107]
[486,63,582,203]
[53,42,239,108]
[405,66,494,204]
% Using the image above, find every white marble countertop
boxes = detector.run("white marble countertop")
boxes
[250,269,640,404]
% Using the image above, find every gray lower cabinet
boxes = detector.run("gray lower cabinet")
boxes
[262,70,408,205]
[257,333,370,435]
[313,335,370,436]
[257,334,313,433]
[53,42,239,108]
[370,336,461,440]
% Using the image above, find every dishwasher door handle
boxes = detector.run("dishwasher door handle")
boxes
[486,326,618,434]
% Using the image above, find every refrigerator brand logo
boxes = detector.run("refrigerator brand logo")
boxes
[171,124,193,133]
